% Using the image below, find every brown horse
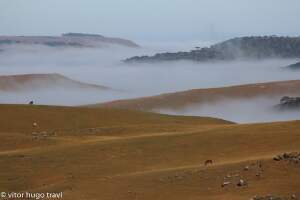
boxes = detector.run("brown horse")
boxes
[204,159,213,166]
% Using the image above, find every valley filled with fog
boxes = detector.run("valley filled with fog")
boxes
[0,43,300,123]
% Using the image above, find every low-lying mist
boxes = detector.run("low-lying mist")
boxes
[0,43,300,122]
[157,97,300,123]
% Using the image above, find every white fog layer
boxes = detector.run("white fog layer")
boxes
[157,97,300,123]
[0,44,300,123]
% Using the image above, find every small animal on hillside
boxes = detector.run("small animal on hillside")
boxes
[257,160,263,169]
[32,122,38,128]
[204,159,213,166]
[29,101,34,105]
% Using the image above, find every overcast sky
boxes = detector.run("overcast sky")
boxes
[0,0,300,42]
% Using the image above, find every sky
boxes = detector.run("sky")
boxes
[0,0,300,42]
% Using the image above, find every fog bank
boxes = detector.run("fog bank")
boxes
[0,45,299,96]
[157,97,300,123]
[0,44,300,123]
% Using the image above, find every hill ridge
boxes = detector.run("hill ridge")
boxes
[125,36,300,63]
[94,79,300,111]
[0,73,110,92]
[0,33,139,48]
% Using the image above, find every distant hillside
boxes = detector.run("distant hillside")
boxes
[286,61,300,70]
[125,36,300,63]
[0,33,139,49]
[0,73,110,92]
[94,80,300,111]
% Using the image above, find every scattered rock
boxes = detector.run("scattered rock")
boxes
[66,173,74,179]
[226,174,232,178]
[255,172,261,178]
[251,194,298,200]
[16,154,26,158]
[232,173,241,177]
[41,131,48,137]
[221,181,231,187]
[291,194,297,200]
[31,130,56,139]
[237,179,247,187]
[273,155,282,161]
[31,132,38,136]
[273,152,300,164]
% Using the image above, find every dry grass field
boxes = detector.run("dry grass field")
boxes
[1,104,300,200]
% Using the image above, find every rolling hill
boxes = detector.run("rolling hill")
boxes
[0,33,139,49]
[0,104,299,200]
[0,73,110,92]
[125,36,300,63]
[95,80,300,111]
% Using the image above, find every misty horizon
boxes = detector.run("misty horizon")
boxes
[1,0,300,43]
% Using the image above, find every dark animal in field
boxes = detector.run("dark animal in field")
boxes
[204,160,213,166]
[29,101,34,105]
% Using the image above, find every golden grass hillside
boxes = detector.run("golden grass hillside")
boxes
[0,104,300,200]
[0,104,230,151]
[94,80,300,111]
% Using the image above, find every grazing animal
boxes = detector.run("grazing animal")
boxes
[257,160,262,168]
[29,101,34,105]
[32,122,38,128]
[204,159,213,166]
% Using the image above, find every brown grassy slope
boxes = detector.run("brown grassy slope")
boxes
[0,73,110,91]
[0,104,299,200]
[86,158,300,200]
[0,104,230,151]
[94,80,300,111]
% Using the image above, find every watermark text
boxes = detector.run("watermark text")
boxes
[1,192,63,200]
